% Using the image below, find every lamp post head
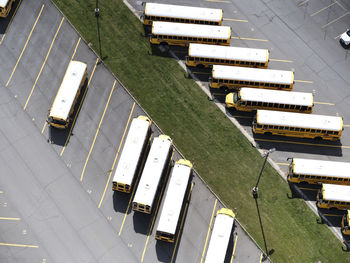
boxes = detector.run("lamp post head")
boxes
[95,8,100,18]
[262,148,276,158]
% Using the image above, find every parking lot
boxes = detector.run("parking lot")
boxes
[127,0,350,245]
[0,0,267,262]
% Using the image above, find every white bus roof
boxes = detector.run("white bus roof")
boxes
[322,184,350,202]
[239,88,313,106]
[49,61,87,120]
[152,21,231,40]
[133,135,172,207]
[292,158,350,178]
[256,110,343,131]
[189,43,269,63]
[156,160,192,235]
[205,209,235,263]
[0,0,9,8]
[145,3,222,22]
[112,117,151,186]
[212,65,294,85]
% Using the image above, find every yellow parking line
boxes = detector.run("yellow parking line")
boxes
[254,138,350,149]
[294,79,313,84]
[314,101,335,106]
[231,36,268,42]
[311,2,337,17]
[141,151,174,262]
[24,17,64,110]
[336,1,347,11]
[80,80,117,182]
[231,115,253,119]
[0,217,20,221]
[223,18,248,23]
[322,12,350,28]
[323,213,343,217]
[205,0,231,3]
[192,72,210,75]
[0,0,23,45]
[41,38,81,134]
[0,242,38,248]
[230,234,238,263]
[0,191,3,194]
[60,58,99,156]
[6,4,44,87]
[298,0,309,6]
[200,199,218,263]
[259,253,263,263]
[344,125,350,127]
[41,122,47,134]
[298,187,318,191]
[276,162,289,166]
[118,134,150,235]
[171,183,194,263]
[98,102,135,209]
[270,58,293,63]
[334,33,343,39]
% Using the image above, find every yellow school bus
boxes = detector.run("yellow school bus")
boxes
[0,0,15,18]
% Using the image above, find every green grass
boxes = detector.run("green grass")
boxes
[52,0,350,262]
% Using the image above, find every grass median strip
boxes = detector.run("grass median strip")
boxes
[52,0,350,262]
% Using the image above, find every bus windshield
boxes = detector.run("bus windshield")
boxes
[233,92,239,103]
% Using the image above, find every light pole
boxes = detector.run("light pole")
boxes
[252,148,275,261]
[95,0,102,62]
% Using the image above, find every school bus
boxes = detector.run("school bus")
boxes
[226,88,313,113]
[288,158,350,185]
[253,110,343,141]
[0,0,15,18]
[112,116,152,193]
[342,210,350,235]
[210,65,294,90]
[317,184,350,210]
[186,43,269,68]
[48,61,88,129]
[205,208,235,263]
[132,135,173,214]
[144,3,223,26]
[155,159,192,242]
[150,21,231,47]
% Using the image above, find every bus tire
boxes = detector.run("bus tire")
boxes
[264,132,272,136]
[160,42,168,46]
[197,64,205,69]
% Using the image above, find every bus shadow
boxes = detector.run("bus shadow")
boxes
[253,133,343,157]
[187,67,211,82]
[155,241,174,263]
[225,108,254,127]
[48,79,88,146]
[317,207,344,228]
[112,191,132,214]
[224,227,237,263]
[133,211,153,235]
[288,182,320,202]
[0,0,20,35]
